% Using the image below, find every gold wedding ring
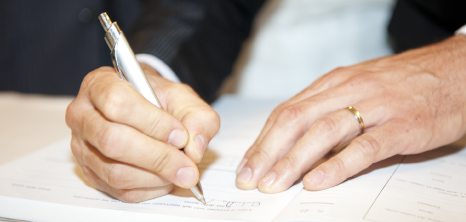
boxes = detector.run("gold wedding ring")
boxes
[347,106,365,135]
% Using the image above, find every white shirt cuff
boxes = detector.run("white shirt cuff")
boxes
[136,54,181,83]
[455,24,466,36]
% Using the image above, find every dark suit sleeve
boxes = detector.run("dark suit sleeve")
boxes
[127,0,265,102]
[388,0,466,53]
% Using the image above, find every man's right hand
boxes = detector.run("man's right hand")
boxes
[65,64,220,203]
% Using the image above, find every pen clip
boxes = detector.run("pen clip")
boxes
[111,53,127,81]
[110,41,127,81]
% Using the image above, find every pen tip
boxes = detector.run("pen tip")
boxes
[201,197,206,205]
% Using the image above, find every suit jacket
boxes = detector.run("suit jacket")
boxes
[0,0,464,102]
[0,0,143,95]
[388,0,466,53]
[0,0,264,102]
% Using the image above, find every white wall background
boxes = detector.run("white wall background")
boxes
[221,0,395,98]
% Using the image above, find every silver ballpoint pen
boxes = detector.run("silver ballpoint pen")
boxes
[98,12,206,204]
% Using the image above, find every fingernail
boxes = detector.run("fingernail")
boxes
[168,129,187,148]
[194,135,207,160]
[176,167,196,187]
[306,170,325,186]
[236,158,248,175]
[261,171,277,187]
[237,167,252,184]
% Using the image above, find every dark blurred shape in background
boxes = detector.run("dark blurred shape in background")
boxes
[388,0,466,53]
[0,0,143,95]
[2,0,466,96]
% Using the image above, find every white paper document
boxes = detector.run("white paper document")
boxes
[0,97,301,222]
[366,146,466,222]
[273,155,404,222]
[0,138,304,222]
[0,96,465,222]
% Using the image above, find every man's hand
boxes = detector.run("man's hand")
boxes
[66,63,220,202]
[236,35,466,193]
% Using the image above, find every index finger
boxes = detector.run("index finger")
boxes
[82,67,189,148]
[159,82,221,163]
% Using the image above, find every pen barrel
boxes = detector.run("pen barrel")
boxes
[113,34,163,108]
[99,12,162,108]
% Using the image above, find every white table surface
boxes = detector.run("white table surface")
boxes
[0,93,74,165]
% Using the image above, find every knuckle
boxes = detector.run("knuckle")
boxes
[253,148,273,163]
[183,106,221,135]
[268,103,288,122]
[207,108,221,122]
[81,67,114,91]
[81,71,98,91]
[353,135,380,161]
[313,117,337,136]
[164,82,196,97]
[163,184,175,194]
[145,113,169,139]
[330,156,347,175]
[150,149,172,173]
[98,126,122,159]
[70,137,82,159]
[311,66,351,90]
[178,82,196,94]
[203,109,221,131]
[328,66,349,76]
[65,101,78,129]
[106,164,130,189]
[120,190,143,203]
[345,73,374,88]
[244,145,257,159]
[274,103,288,115]
[81,168,95,183]
[280,155,300,171]
[373,57,393,68]
[80,166,91,177]
[101,84,129,121]
[277,105,303,125]
[160,81,177,91]
[80,142,95,165]
[191,106,220,125]
[81,166,100,187]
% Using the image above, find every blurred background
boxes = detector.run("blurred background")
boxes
[221,0,394,98]
[1,0,394,100]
